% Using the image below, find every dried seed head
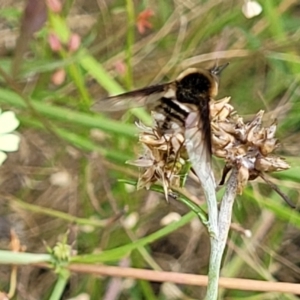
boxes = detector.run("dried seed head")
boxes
[236,164,249,195]
[129,96,290,205]
[255,155,290,172]
[211,98,290,200]
[127,121,187,201]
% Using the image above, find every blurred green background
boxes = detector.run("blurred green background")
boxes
[0,0,300,299]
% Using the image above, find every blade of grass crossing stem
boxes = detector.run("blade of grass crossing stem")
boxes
[78,50,152,124]
[71,211,195,263]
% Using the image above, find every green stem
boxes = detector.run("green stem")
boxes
[125,0,135,89]
[0,88,136,138]
[0,251,51,264]
[72,211,195,263]
[184,121,220,298]
[10,197,108,227]
[206,241,221,299]
[49,269,70,300]
[202,182,219,300]
[206,167,238,300]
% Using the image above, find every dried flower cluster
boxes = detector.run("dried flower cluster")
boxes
[127,117,188,200]
[129,97,290,202]
[210,97,290,194]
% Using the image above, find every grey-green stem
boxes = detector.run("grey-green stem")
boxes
[184,141,219,298]
[185,117,238,299]
[205,167,238,300]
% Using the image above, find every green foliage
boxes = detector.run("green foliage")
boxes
[0,0,299,299]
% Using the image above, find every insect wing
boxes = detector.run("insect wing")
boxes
[184,111,216,187]
[92,83,171,112]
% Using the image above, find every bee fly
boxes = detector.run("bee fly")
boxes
[92,64,228,184]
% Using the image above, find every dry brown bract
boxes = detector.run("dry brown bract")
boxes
[211,97,290,196]
[127,117,187,200]
[128,97,291,203]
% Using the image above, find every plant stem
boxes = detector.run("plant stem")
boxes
[218,167,238,255]
[125,0,135,89]
[206,167,238,300]
[49,269,70,300]
[206,239,221,299]
[184,120,220,298]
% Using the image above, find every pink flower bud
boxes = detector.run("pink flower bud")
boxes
[51,68,66,86]
[68,33,81,53]
[46,0,62,13]
[48,33,62,52]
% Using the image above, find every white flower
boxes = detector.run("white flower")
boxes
[0,109,20,165]
[242,0,262,19]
